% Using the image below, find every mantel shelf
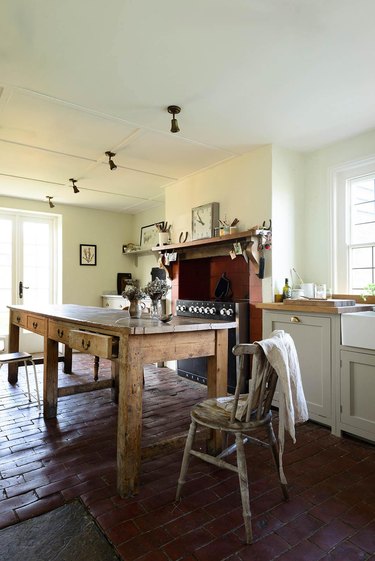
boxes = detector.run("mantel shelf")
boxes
[122,249,152,257]
[151,229,264,254]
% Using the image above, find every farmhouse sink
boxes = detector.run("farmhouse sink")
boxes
[341,311,375,350]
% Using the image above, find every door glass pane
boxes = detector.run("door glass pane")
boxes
[22,221,51,306]
[0,219,12,335]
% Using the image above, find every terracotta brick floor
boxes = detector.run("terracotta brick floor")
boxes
[0,354,374,561]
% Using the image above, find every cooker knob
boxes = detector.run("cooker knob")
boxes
[188,305,194,312]
[204,307,210,314]
[220,308,226,316]
[209,307,216,314]
[181,305,186,312]
[198,306,204,313]
[226,308,234,316]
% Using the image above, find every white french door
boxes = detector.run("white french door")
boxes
[0,209,60,352]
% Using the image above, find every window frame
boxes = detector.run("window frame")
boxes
[331,156,375,294]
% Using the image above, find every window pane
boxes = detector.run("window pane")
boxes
[352,222,375,244]
[351,268,373,290]
[352,247,372,268]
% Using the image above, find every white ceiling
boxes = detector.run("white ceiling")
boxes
[1,0,375,213]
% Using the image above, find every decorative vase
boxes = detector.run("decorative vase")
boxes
[129,299,142,319]
[150,299,162,320]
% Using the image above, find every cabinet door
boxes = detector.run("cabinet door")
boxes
[263,311,331,426]
[341,350,375,442]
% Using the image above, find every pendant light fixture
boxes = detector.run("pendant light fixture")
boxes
[105,151,117,170]
[69,178,80,193]
[46,196,55,209]
[167,105,181,133]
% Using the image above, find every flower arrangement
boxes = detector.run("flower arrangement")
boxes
[143,278,170,300]
[122,284,145,302]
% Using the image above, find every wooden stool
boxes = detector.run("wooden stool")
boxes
[0,352,41,409]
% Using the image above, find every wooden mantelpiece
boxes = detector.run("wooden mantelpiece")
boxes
[152,229,265,262]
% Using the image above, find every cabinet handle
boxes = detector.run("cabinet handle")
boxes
[32,321,38,329]
[81,339,91,351]
[16,315,21,324]
[57,328,64,338]
[290,316,301,323]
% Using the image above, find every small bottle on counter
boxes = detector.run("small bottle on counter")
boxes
[282,278,292,300]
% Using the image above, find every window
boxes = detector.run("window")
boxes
[349,176,375,292]
[333,160,375,294]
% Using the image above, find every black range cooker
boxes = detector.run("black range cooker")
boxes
[175,299,249,393]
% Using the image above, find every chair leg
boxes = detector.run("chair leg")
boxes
[30,359,41,409]
[267,422,289,500]
[176,419,197,501]
[235,432,253,544]
[23,361,32,402]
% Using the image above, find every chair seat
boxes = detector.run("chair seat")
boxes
[0,352,33,363]
[191,397,272,432]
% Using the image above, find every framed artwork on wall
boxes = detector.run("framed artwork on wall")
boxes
[140,222,163,249]
[80,244,97,266]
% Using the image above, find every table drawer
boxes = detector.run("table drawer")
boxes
[69,330,118,358]
[26,314,46,335]
[48,320,70,344]
[11,310,27,328]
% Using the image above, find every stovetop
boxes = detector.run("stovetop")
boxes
[175,299,245,320]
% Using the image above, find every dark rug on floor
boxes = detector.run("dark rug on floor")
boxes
[0,500,120,561]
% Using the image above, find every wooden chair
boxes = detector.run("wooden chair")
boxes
[176,343,288,544]
[0,352,41,409]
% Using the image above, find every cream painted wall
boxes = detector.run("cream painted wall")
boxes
[130,205,165,287]
[165,145,273,242]
[0,196,134,306]
[271,146,305,297]
[304,128,375,290]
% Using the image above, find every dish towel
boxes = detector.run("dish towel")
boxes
[253,329,308,484]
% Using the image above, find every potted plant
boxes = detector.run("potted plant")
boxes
[122,284,146,318]
[143,278,170,319]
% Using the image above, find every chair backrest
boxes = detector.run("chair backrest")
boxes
[230,343,278,424]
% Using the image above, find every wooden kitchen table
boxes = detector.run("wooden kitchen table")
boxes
[7,304,235,496]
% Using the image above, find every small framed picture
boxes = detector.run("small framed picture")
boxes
[140,222,163,249]
[80,244,97,266]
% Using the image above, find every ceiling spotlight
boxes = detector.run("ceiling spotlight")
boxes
[69,178,80,194]
[167,105,181,133]
[46,196,55,209]
[105,151,117,171]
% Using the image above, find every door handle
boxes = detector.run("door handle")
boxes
[18,281,30,299]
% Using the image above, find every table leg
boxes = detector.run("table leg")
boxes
[116,335,143,497]
[43,337,59,418]
[207,329,228,453]
[63,345,72,373]
[7,320,20,384]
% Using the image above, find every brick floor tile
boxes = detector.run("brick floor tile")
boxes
[194,532,244,561]
[309,519,355,551]
[238,532,289,561]
[275,539,325,561]
[349,521,375,553]
[320,540,369,561]
[15,492,64,521]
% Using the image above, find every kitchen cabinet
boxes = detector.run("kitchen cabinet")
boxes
[262,310,341,430]
[101,295,126,309]
[340,348,375,442]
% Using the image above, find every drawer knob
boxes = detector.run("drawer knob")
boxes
[57,329,64,338]
[16,316,21,323]
[32,321,38,329]
[81,339,91,351]
[290,316,301,323]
